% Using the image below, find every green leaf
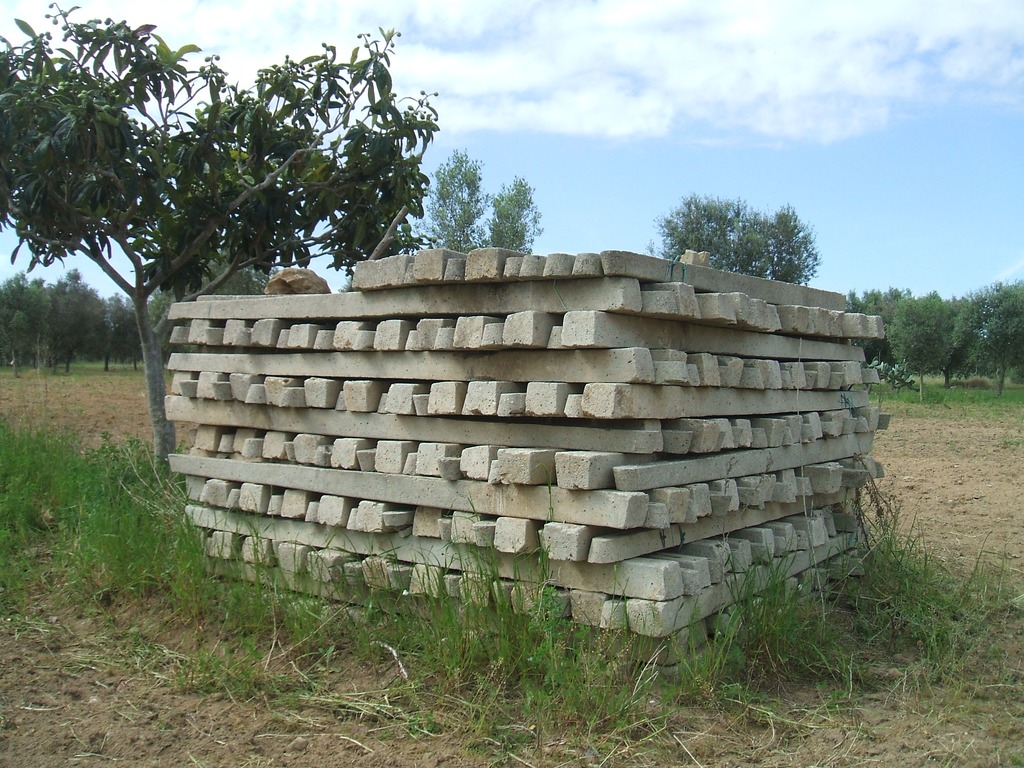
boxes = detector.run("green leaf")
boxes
[34,135,51,160]
[174,44,202,60]
[152,34,172,63]
[14,19,36,38]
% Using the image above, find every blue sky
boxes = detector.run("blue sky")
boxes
[1,0,1022,300]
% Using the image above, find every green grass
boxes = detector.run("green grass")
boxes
[680,496,1011,700]
[870,377,1024,418]
[1,415,1020,759]
[0,418,662,739]
[844,481,1012,680]
[0,359,173,388]
[0,424,82,609]
[348,569,664,738]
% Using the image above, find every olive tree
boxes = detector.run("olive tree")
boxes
[960,282,1024,395]
[846,287,912,365]
[489,177,543,252]
[0,271,50,372]
[656,195,821,284]
[421,149,543,252]
[0,9,437,459]
[102,294,141,371]
[888,292,958,399]
[47,269,106,372]
[422,149,489,252]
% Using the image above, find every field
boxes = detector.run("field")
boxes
[1,366,1023,767]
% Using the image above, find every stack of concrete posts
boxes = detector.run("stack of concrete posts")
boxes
[165,248,886,640]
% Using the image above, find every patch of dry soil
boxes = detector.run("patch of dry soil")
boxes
[874,411,1024,566]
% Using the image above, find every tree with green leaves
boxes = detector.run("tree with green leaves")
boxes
[656,195,821,284]
[47,269,106,372]
[489,177,544,252]
[0,272,50,373]
[940,297,974,388]
[888,292,959,399]
[102,294,141,371]
[421,150,543,252]
[422,150,489,252]
[846,287,912,365]
[960,282,1024,396]
[0,9,437,459]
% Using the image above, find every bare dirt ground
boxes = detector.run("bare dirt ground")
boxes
[1,369,1023,767]
[875,404,1024,566]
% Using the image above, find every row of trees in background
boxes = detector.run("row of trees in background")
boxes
[0,270,140,373]
[0,265,270,376]
[647,193,1024,398]
[848,281,1024,396]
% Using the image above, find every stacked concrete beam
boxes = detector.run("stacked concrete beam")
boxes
[166,248,885,639]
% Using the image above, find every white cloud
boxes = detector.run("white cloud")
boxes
[391,0,1024,142]
[2,0,1023,142]
[995,255,1024,283]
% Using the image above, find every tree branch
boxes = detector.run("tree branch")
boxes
[85,238,136,295]
[152,126,337,291]
[179,253,265,303]
[369,206,409,260]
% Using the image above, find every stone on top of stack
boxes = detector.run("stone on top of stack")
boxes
[165,247,885,640]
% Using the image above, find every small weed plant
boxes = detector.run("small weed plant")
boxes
[672,482,1012,702]
[845,479,1010,680]
[673,560,848,702]
[345,554,663,740]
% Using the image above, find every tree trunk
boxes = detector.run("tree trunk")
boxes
[996,364,1006,396]
[943,369,951,389]
[918,371,924,402]
[133,292,176,462]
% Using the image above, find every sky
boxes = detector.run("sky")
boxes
[1,0,1022,300]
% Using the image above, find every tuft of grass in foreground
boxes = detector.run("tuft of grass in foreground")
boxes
[671,561,852,705]
[349,573,664,741]
[60,438,197,603]
[844,480,1012,681]
[702,568,846,690]
[670,482,1013,704]
[0,424,84,609]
